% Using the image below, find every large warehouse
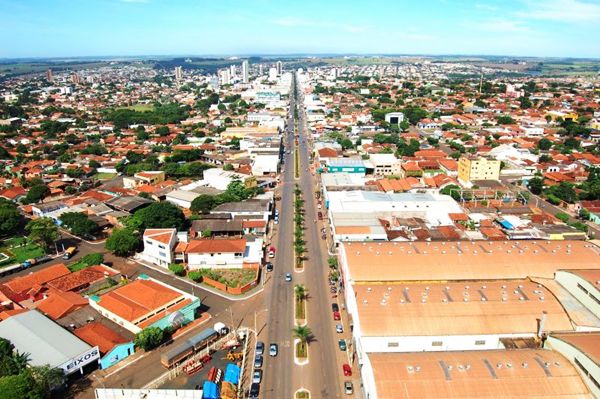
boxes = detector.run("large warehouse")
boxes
[0,310,99,375]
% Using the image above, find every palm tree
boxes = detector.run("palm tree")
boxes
[294,284,307,301]
[292,326,313,345]
[10,350,31,374]
[30,365,66,396]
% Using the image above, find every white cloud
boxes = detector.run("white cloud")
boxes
[519,0,600,22]
[473,19,531,33]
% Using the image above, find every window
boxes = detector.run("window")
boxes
[574,358,600,391]
[159,252,166,258]
[432,341,443,347]
[145,240,152,246]
[475,340,486,346]
[158,245,165,250]
[577,283,589,295]
[387,342,399,347]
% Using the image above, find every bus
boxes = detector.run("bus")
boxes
[63,247,77,260]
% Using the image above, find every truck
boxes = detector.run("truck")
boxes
[160,328,219,368]
[63,247,77,260]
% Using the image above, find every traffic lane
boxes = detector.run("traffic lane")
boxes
[295,104,342,398]
[262,144,295,398]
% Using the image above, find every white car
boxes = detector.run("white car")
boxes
[252,370,262,384]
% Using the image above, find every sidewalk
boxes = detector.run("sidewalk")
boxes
[131,256,264,301]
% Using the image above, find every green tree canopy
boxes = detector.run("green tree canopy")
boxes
[25,218,58,250]
[190,194,216,214]
[0,199,21,237]
[59,212,100,239]
[105,227,140,256]
[24,184,49,204]
[134,327,164,351]
[129,202,186,231]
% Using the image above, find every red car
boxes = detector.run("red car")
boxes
[333,311,341,321]
[343,364,352,376]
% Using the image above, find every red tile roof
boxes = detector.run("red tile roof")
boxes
[185,238,247,254]
[74,322,129,354]
[36,290,88,320]
[3,264,70,296]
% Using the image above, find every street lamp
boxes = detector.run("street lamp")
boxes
[254,308,269,336]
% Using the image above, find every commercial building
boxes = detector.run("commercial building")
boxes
[458,156,501,185]
[181,237,263,270]
[384,112,404,126]
[367,154,402,176]
[338,240,600,283]
[362,349,593,399]
[75,322,134,370]
[89,276,200,334]
[0,310,100,375]
[242,60,249,83]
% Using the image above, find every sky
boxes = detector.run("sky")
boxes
[0,0,599,59]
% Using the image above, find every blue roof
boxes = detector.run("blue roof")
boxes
[224,363,241,385]
[202,381,219,399]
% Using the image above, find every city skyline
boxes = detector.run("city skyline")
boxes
[1,0,599,59]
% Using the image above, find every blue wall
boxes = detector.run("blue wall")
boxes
[100,342,135,369]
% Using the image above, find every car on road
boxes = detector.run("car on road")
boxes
[249,382,260,399]
[344,381,354,394]
[254,354,263,369]
[318,211,323,220]
[274,217,279,225]
[266,262,273,272]
[343,363,352,376]
[269,343,278,357]
[321,234,327,240]
[268,250,275,258]
[256,341,264,355]
[285,273,292,282]
[338,339,347,351]
[336,324,344,333]
[332,303,339,312]
[252,370,262,384]
[333,311,340,321]
[330,286,337,294]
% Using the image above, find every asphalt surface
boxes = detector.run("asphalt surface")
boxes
[261,75,343,399]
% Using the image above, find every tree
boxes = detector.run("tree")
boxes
[59,212,99,239]
[134,327,164,351]
[539,154,552,163]
[155,126,170,137]
[168,263,185,276]
[222,163,234,171]
[537,138,552,151]
[292,326,313,345]
[29,365,65,395]
[440,184,462,201]
[496,115,515,125]
[294,284,307,301]
[190,195,216,214]
[130,202,186,231]
[402,106,428,125]
[105,227,140,256]
[25,218,58,250]
[547,182,577,203]
[527,177,544,195]
[0,199,21,237]
[24,184,49,204]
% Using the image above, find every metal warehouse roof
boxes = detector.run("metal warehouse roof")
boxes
[0,310,92,368]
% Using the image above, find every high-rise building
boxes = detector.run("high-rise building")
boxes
[268,67,278,81]
[46,68,53,82]
[242,60,249,83]
[229,64,236,79]
[219,69,231,85]
[258,64,263,76]
[71,73,81,85]
[276,60,283,76]
[175,66,183,81]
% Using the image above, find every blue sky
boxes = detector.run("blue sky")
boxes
[1,0,599,58]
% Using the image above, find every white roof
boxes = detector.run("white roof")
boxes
[0,310,92,368]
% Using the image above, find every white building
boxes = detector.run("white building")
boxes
[367,154,402,176]
[384,112,404,126]
[242,60,249,83]
[183,238,263,270]
[141,228,177,267]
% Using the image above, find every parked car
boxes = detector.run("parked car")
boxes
[344,381,354,394]
[321,234,327,240]
[285,273,292,282]
[343,364,352,376]
[256,342,264,355]
[333,311,341,321]
[330,286,337,294]
[252,370,262,384]
[336,324,344,333]
[332,303,340,312]
[266,262,273,272]
[318,211,323,220]
[254,354,263,369]
[338,339,347,351]
[269,343,278,357]
[249,383,260,399]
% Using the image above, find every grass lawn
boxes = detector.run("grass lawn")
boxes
[206,268,257,288]
[295,391,310,399]
[295,341,307,358]
[68,260,88,272]
[295,297,306,319]
[118,104,155,112]
[0,240,45,266]
[94,172,117,180]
